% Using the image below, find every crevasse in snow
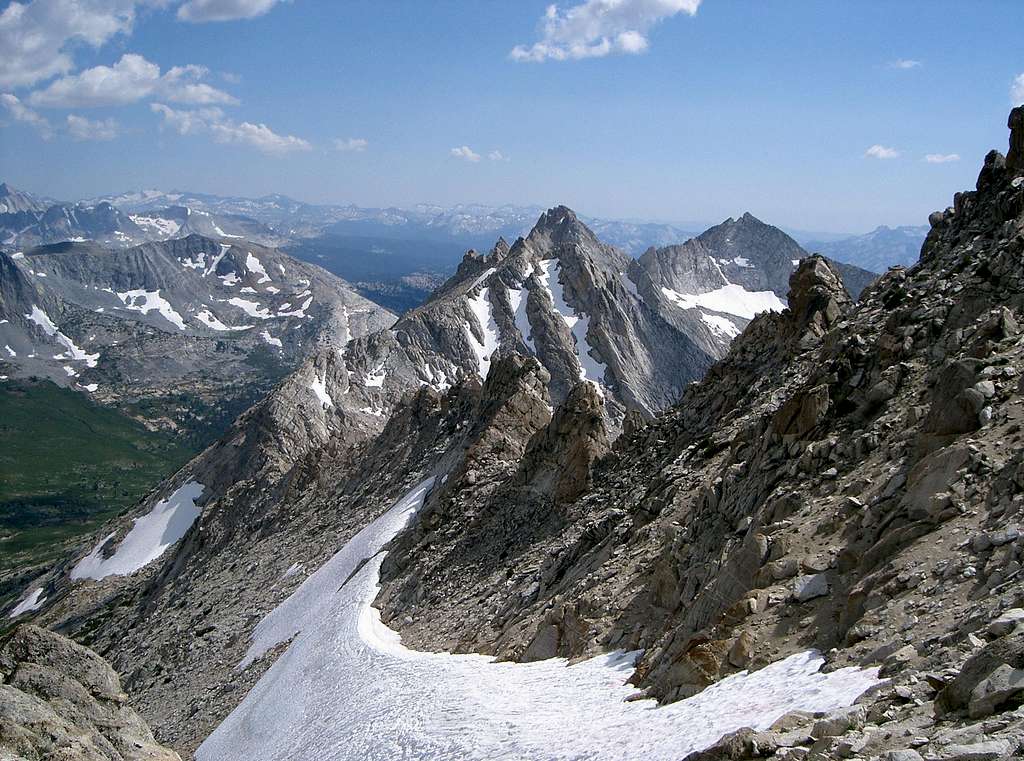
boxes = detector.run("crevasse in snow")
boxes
[199,479,881,761]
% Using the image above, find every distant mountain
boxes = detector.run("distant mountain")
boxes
[0,234,393,443]
[630,213,875,347]
[803,224,928,272]
[0,182,51,214]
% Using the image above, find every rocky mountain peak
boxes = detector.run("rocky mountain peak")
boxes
[786,254,852,334]
[1008,105,1024,172]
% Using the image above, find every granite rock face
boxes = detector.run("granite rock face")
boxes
[0,625,180,761]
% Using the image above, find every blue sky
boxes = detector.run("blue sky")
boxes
[1,0,1022,232]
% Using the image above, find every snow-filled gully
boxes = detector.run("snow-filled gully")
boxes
[199,479,881,761]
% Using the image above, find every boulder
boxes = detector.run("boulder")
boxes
[967,664,1024,717]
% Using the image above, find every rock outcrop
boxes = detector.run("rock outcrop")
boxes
[0,625,179,760]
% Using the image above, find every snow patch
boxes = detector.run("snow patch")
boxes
[310,376,333,408]
[509,284,535,353]
[465,287,499,380]
[200,478,880,761]
[364,364,386,387]
[7,587,46,618]
[701,313,741,339]
[130,215,181,238]
[732,256,753,268]
[81,383,99,392]
[195,309,251,332]
[261,330,283,348]
[537,260,607,386]
[4,344,15,357]
[25,305,99,367]
[661,285,786,320]
[246,252,272,283]
[70,481,205,581]
[116,289,187,330]
[225,297,273,320]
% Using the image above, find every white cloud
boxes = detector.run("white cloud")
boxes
[334,137,368,152]
[450,145,481,162]
[0,92,52,138]
[865,144,899,160]
[28,54,238,108]
[0,0,143,89]
[151,102,311,154]
[889,59,921,69]
[67,113,119,140]
[924,153,960,164]
[488,150,509,162]
[510,0,701,63]
[1013,73,1024,105]
[177,0,283,22]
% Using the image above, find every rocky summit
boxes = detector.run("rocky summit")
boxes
[4,106,1024,761]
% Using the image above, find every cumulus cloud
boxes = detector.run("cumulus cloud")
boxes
[924,153,960,164]
[1013,73,1024,105]
[28,54,238,108]
[889,59,921,69]
[151,102,311,154]
[66,113,119,140]
[865,144,899,160]
[0,0,143,89]
[177,0,283,22]
[510,0,701,63]
[450,145,481,162]
[488,150,509,161]
[0,92,52,138]
[333,137,368,152]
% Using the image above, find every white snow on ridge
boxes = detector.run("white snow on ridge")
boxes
[71,481,205,581]
[195,309,251,332]
[246,252,272,283]
[467,266,496,292]
[465,287,499,380]
[116,289,188,330]
[25,305,99,367]
[130,215,181,238]
[7,587,46,618]
[225,297,273,320]
[261,330,283,348]
[661,285,786,321]
[199,479,880,761]
[310,376,333,408]
[701,313,741,339]
[509,284,535,353]
[537,259,608,385]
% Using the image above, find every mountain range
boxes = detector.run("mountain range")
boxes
[5,109,1024,761]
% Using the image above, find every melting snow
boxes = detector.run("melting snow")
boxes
[70,481,205,581]
[508,283,535,353]
[467,266,496,292]
[261,330,283,348]
[465,287,499,380]
[661,285,786,321]
[11,252,24,260]
[702,313,741,339]
[246,252,272,283]
[7,587,46,618]
[199,479,880,761]
[310,376,333,408]
[537,260,608,386]
[130,215,181,238]
[25,305,99,367]
[116,289,188,330]
[195,309,251,332]
[82,383,99,392]
[732,256,753,268]
[364,364,386,387]
[277,294,313,319]
[225,297,273,320]
[4,345,15,357]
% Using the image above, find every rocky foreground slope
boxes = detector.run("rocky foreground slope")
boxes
[0,625,179,760]
[371,108,1024,759]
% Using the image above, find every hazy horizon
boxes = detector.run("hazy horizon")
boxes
[2,1,1022,232]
